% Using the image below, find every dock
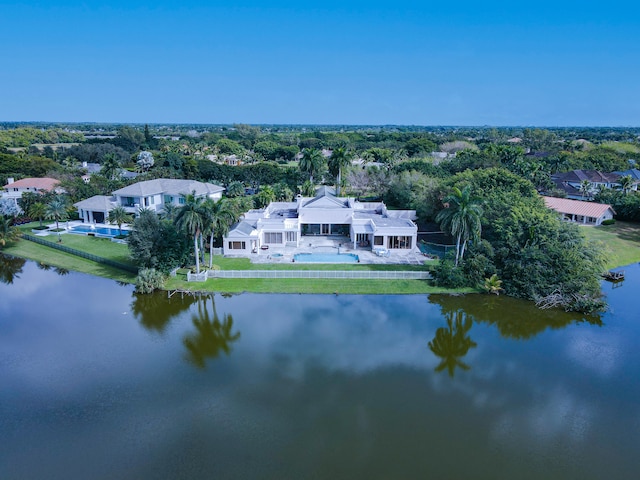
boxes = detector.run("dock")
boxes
[602,270,625,282]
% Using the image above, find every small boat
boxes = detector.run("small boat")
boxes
[602,270,625,282]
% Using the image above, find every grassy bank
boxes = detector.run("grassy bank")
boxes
[4,237,136,283]
[163,276,476,295]
[582,221,640,270]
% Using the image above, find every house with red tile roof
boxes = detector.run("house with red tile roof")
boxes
[543,196,615,226]
[2,177,63,212]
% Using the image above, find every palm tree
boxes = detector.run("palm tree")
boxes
[299,148,325,184]
[618,175,634,195]
[0,216,21,248]
[100,153,121,180]
[202,198,238,269]
[45,196,68,241]
[28,202,47,228]
[254,185,275,208]
[161,203,179,221]
[435,186,483,266]
[328,147,353,196]
[226,180,245,198]
[483,274,504,295]
[579,179,592,199]
[428,310,477,378]
[175,192,207,273]
[108,205,133,236]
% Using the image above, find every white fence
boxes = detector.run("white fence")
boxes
[193,270,431,280]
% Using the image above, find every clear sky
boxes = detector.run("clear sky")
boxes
[1,1,638,126]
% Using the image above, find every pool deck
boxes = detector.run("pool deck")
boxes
[32,221,131,239]
[240,236,433,266]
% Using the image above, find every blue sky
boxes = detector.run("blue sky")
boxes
[1,1,638,126]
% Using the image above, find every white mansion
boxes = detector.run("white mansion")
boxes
[74,178,224,223]
[223,187,418,255]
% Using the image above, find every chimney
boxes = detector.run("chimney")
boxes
[7,177,14,185]
[82,161,88,168]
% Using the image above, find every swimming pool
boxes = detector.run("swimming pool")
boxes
[293,253,359,263]
[69,225,129,237]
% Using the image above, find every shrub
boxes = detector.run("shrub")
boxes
[135,268,165,294]
[601,218,616,225]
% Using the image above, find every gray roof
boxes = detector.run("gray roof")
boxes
[552,170,620,184]
[74,195,116,211]
[112,179,224,197]
[614,169,640,181]
[228,220,257,237]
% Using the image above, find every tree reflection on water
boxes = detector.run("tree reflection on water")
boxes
[0,253,26,285]
[430,293,602,340]
[428,309,477,377]
[131,290,197,333]
[183,294,241,369]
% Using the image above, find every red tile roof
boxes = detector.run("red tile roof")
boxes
[543,196,615,218]
[3,177,60,192]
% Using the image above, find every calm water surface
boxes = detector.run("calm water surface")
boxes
[1,255,639,479]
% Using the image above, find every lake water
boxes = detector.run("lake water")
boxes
[1,254,639,479]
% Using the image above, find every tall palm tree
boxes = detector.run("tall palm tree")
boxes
[328,147,353,196]
[45,196,68,233]
[435,186,483,266]
[175,191,206,274]
[100,153,121,180]
[202,198,238,269]
[107,205,133,236]
[28,202,47,228]
[299,148,325,184]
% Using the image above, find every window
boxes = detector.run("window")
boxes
[387,236,412,249]
[122,197,135,207]
[164,195,172,204]
[286,231,297,242]
[263,232,282,244]
[179,197,185,205]
[229,241,245,250]
[374,236,384,246]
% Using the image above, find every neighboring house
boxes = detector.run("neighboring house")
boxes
[74,178,224,224]
[614,168,640,182]
[551,170,627,199]
[80,162,139,183]
[543,196,615,226]
[1,177,62,212]
[223,187,417,255]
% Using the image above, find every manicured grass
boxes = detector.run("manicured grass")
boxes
[164,275,477,295]
[3,239,136,284]
[582,221,640,269]
[206,255,431,272]
[600,141,640,154]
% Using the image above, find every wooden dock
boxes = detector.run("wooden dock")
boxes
[602,270,625,282]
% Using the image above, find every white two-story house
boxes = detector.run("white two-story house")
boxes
[74,178,224,224]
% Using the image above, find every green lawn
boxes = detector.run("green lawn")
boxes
[4,238,136,283]
[164,276,476,295]
[582,221,640,269]
[207,255,431,272]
